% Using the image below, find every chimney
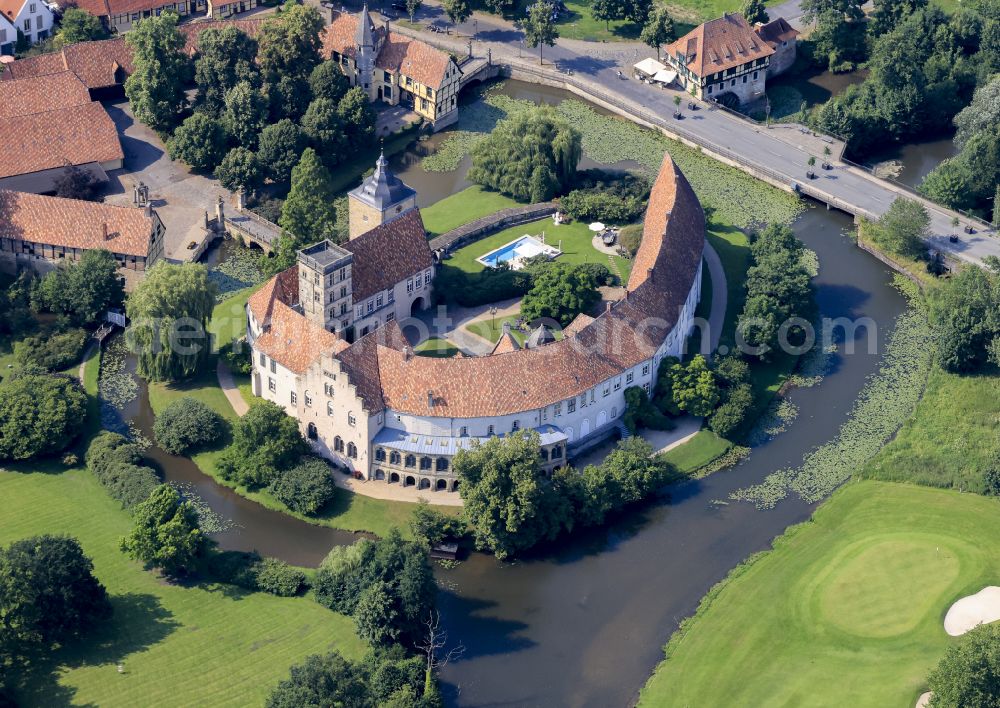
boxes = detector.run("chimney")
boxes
[606,301,612,313]
[647,267,654,280]
[216,195,225,225]
[427,391,434,409]
[502,321,511,335]
[144,203,153,218]
[102,222,109,241]
[403,346,412,361]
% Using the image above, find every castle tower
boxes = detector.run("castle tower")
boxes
[298,240,355,334]
[346,151,418,239]
[355,2,378,100]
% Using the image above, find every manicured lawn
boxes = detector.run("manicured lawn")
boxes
[0,468,364,706]
[210,284,261,352]
[467,314,523,344]
[447,217,631,279]
[420,186,521,237]
[860,365,1000,494]
[659,429,730,474]
[640,481,1000,707]
[414,337,461,357]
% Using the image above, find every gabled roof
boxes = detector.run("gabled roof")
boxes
[342,208,433,300]
[491,327,520,354]
[1,37,134,91]
[179,17,265,54]
[755,17,799,47]
[0,71,92,118]
[0,101,123,179]
[0,0,26,22]
[664,12,773,78]
[0,190,155,257]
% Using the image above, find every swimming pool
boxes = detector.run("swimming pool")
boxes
[477,235,561,270]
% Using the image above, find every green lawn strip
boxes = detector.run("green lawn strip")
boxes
[640,481,1000,707]
[414,337,461,357]
[0,468,364,707]
[447,217,630,276]
[860,365,1000,493]
[210,284,262,352]
[658,429,731,475]
[420,186,521,237]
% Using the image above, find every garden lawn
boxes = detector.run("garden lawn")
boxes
[0,467,364,707]
[640,481,1000,708]
[658,429,730,474]
[420,186,521,237]
[447,217,632,279]
[415,337,461,357]
[860,365,1000,493]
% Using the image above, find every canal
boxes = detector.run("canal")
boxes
[109,81,909,706]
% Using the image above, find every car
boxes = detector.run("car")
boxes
[187,241,198,250]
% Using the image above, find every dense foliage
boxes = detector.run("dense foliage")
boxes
[193,25,258,116]
[86,432,161,509]
[57,7,109,44]
[560,170,650,224]
[432,264,532,307]
[268,456,336,516]
[0,374,87,461]
[31,249,125,326]
[868,198,930,261]
[167,112,228,171]
[124,12,189,132]
[408,501,467,548]
[927,258,1000,373]
[120,484,206,576]
[13,328,88,372]
[126,262,217,382]
[520,262,600,326]
[272,148,338,272]
[152,397,226,455]
[706,355,754,438]
[314,531,436,648]
[205,550,304,596]
[468,108,581,202]
[217,400,308,489]
[927,622,1000,707]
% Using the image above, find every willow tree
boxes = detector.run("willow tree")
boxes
[126,262,217,382]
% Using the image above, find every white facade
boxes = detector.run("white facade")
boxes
[4,0,53,47]
[0,14,16,54]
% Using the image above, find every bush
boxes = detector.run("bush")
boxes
[623,386,675,435]
[619,224,642,257]
[86,432,160,508]
[927,622,1000,707]
[252,557,306,596]
[561,170,650,224]
[217,401,307,489]
[153,397,226,455]
[707,383,754,438]
[119,484,206,576]
[520,262,600,327]
[14,327,87,371]
[573,262,617,287]
[268,456,336,515]
[0,374,87,460]
[409,500,467,547]
[219,339,252,375]
[433,264,532,307]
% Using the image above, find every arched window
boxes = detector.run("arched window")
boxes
[390,451,401,465]
[436,457,449,471]
[420,456,432,470]
[334,436,344,453]
[347,442,357,459]
[405,454,416,468]
[541,448,550,461]
[375,448,386,462]
[551,445,563,459]
[307,422,318,440]
[511,420,519,431]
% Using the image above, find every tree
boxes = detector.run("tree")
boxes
[994,184,1000,229]
[524,0,558,64]
[217,400,307,488]
[308,60,351,105]
[301,97,347,159]
[126,262,217,382]
[354,581,402,646]
[626,0,652,24]
[259,0,324,118]
[520,262,599,326]
[119,484,205,576]
[268,457,336,515]
[0,535,110,665]
[0,374,87,461]
[153,397,226,455]
[53,164,101,201]
[279,148,338,247]
[31,249,124,326]
[927,622,1000,707]
[57,8,108,44]
[455,431,565,559]
[868,0,927,36]
[266,73,313,122]
[670,355,720,417]
[468,107,581,202]
[591,0,625,30]
[741,0,767,24]
[257,119,307,183]
[167,112,228,171]
[928,264,1000,373]
[124,12,189,132]
[216,147,263,193]
[265,653,372,708]
[873,197,930,260]
[193,25,258,116]
[223,81,269,149]
[640,6,674,59]
[954,76,1000,149]
[13,329,88,372]
[442,0,471,26]
[337,87,377,150]
[406,0,422,22]
[409,500,467,547]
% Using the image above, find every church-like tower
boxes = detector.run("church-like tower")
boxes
[346,152,418,239]
[354,2,379,101]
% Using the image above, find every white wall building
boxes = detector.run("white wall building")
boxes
[0,0,53,48]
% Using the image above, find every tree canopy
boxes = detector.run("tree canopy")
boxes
[258,119,307,184]
[153,397,226,455]
[520,262,600,326]
[193,25,258,116]
[468,107,581,202]
[126,262,217,382]
[31,249,124,326]
[119,484,206,576]
[523,1,559,63]
[927,259,1000,373]
[124,12,190,132]
[927,622,1000,707]
[217,400,307,489]
[0,374,87,461]
[57,8,108,44]
[217,146,263,194]
[871,197,930,260]
[167,112,228,171]
[640,6,675,58]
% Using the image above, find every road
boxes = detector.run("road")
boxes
[366,0,1000,266]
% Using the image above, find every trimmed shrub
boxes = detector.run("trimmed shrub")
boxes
[619,224,642,257]
[13,328,89,371]
[219,339,252,376]
[574,262,617,287]
[433,264,532,308]
[252,557,306,596]
[153,397,226,455]
[269,456,336,516]
[85,432,160,508]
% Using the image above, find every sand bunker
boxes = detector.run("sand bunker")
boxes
[944,586,1000,636]
[916,691,932,708]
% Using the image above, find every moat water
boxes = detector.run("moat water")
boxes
[118,81,908,707]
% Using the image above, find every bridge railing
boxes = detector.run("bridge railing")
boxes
[226,210,282,245]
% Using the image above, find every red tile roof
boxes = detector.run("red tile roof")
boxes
[0,0,24,22]
[0,71,92,118]
[755,17,799,47]
[179,17,265,54]
[0,101,123,179]
[664,12,773,78]
[321,12,453,90]
[0,190,156,257]
[342,209,434,300]
[1,37,134,91]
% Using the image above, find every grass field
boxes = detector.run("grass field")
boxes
[640,481,1000,707]
[420,186,521,237]
[446,217,632,280]
[658,429,730,473]
[414,337,461,357]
